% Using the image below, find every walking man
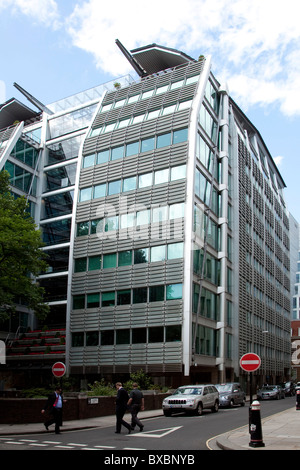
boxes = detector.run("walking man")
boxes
[41,386,65,434]
[128,382,144,432]
[115,382,131,434]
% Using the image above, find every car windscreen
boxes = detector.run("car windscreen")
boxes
[216,384,232,392]
[174,387,202,395]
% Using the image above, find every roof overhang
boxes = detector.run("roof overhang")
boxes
[116,40,195,77]
[0,98,40,130]
[131,44,195,75]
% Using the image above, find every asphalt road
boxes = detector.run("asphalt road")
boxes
[0,396,295,453]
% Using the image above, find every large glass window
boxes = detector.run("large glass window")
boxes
[133,287,147,304]
[118,250,132,266]
[157,132,171,148]
[117,290,131,305]
[101,291,115,307]
[94,183,106,199]
[101,330,114,345]
[97,149,109,164]
[86,294,100,308]
[86,331,99,346]
[151,245,165,262]
[88,256,101,271]
[149,285,164,302]
[166,283,183,300]
[149,327,164,342]
[103,253,117,269]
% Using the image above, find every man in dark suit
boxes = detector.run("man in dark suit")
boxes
[41,386,65,434]
[115,382,131,434]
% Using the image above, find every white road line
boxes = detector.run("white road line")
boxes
[94,445,116,449]
[67,443,88,447]
[29,443,48,447]
[55,445,75,449]
[5,441,23,445]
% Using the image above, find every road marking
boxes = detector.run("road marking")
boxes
[132,426,183,438]
[94,445,115,449]
[29,443,48,447]
[67,442,88,447]
[5,441,23,445]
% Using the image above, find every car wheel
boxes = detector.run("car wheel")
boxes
[211,401,219,413]
[196,403,203,416]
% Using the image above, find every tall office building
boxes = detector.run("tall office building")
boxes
[0,43,292,388]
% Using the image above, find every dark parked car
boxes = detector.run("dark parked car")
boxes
[281,381,295,396]
[257,385,285,400]
[215,383,246,407]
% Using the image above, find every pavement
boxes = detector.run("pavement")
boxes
[1,405,300,450]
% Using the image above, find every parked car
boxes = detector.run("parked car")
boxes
[215,383,246,407]
[162,385,219,416]
[281,381,295,396]
[257,385,285,400]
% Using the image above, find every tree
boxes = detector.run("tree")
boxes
[0,171,49,323]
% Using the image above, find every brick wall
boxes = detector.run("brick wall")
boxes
[0,393,168,424]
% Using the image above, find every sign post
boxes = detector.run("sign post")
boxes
[240,352,261,404]
[240,352,264,447]
[52,362,66,386]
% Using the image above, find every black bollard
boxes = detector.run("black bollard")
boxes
[249,400,265,448]
[296,389,300,410]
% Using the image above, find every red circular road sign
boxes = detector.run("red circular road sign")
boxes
[52,362,66,378]
[240,353,261,372]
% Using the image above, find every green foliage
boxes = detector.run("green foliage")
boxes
[87,379,116,396]
[0,171,49,323]
[20,387,49,398]
[124,369,154,391]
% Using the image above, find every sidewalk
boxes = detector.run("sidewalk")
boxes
[208,406,300,451]
[1,406,299,450]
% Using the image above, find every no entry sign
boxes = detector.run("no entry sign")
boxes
[52,362,66,378]
[240,353,261,372]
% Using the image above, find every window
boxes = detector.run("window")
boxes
[105,216,118,231]
[151,245,165,262]
[88,256,101,271]
[111,146,124,160]
[116,329,130,345]
[149,285,164,302]
[101,330,114,345]
[132,114,144,125]
[120,213,135,229]
[103,253,116,269]
[77,221,89,237]
[169,202,184,219]
[79,187,92,202]
[152,206,167,223]
[138,173,152,188]
[171,164,186,181]
[156,85,168,95]
[103,122,116,133]
[154,168,169,185]
[101,291,115,307]
[173,128,188,144]
[72,332,84,347]
[86,293,100,308]
[149,327,164,342]
[118,250,132,266]
[91,218,103,234]
[83,154,95,168]
[86,331,99,346]
[132,328,147,343]
[94,183,106,199]
[147,109,160,120]
[157,132,171,148]
[166,325,181,342]
[73,295,85,309]
[167,242,184,259]
[133,287,147,303]
[108,180,121,195]
[141,90,153,99]
[97,149,109,164]
[170,80,184,90]
[141,137,155,153]
[166,283,183,300]
[128,94,139,104]
[74,258,86,272]
[126,141,139,157]
[117,289,131,305]
[162,104,176,115]
[134,248,148,264]
[136,209,150,226]
[123,176,136,192]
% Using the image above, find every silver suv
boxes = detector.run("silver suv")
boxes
[162,385,219,416]
[215,382,246,407]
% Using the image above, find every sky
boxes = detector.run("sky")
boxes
[0,0,299,224]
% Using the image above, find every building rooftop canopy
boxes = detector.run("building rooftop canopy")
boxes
[116,40,196,77]
[0,98,40,130]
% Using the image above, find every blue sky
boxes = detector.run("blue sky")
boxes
[1,0,299,224]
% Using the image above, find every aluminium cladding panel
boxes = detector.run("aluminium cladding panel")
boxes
[71,259,184,294]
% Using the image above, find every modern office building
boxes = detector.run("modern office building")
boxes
[0,42,293,388]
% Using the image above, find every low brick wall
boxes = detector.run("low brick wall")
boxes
[0,393,169,424]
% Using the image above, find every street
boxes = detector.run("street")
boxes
[0,396,295,452]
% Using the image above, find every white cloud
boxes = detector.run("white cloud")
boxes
[274,156,284,167]
[64,0,300,116]
[0,0,60,28]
